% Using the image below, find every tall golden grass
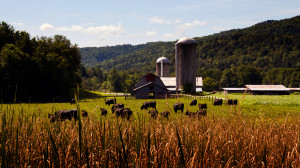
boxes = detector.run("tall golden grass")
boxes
[0,102,299,167]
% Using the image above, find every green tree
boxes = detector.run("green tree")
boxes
[203,77,218,92]
[107,69,122,92]
[220,69,238,88]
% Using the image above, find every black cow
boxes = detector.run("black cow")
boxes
[49,109,88,122]
[48,114,57,122]
[227,99,238,105]
[115,108,132,120]
[198,103,207,110]
[198,109,207,117]
[70,98,76,105]
[173,103,184,113]
[213,99,223,106]
[121,108,133,120]
[111,104,125,113]
[160,111,170,118]
[141,101,156,110]
[185,111,198,117]
[105,98,116,106]
[190,99,197,106]
[148,109,158,118]
[100,108,108,116]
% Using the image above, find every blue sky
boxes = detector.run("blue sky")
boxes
[1,0,300,47]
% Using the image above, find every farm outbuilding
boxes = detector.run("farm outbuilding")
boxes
[246,85,290,95]
[222,88,247,94]
[288,88,300,94]
[133,73,169,99]
[160,77,203,93]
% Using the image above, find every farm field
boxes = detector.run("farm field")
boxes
[0,94,299,167]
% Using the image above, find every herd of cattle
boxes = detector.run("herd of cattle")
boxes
[48,98,238,122]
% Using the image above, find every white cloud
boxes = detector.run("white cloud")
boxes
[164,33,174,38]
[39,22,126,36]
[11,22,24,26]
[213,26,230,31]
[39,23,54,30]
[57,25,84,32]
[85,23,125,36]
[150,16,172,24]
[175,20,182,24]
[177,20,206,30]
[146,31,157,36]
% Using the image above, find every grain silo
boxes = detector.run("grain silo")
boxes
[175,37,197,92]
[156,57,170,77]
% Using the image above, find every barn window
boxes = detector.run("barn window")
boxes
[149,85,154,90]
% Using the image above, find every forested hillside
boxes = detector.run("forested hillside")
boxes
[80,15,300,91]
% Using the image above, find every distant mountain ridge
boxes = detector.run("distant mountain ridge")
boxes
[79,15,300,74]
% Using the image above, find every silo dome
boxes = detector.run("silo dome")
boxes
[156,57,170,77]
[176,37,197,44]
[156,57,169,63]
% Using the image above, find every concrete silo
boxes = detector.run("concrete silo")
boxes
[156,57,170,77]
[175,37,197,92]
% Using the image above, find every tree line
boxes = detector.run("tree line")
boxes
[0,22,81,102]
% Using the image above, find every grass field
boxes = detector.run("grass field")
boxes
[0,93,299,167]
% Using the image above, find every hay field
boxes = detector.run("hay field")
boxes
[0,94,299,167]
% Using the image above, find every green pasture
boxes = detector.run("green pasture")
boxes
[2,93,299,124]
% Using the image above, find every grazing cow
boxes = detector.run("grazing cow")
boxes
[198,110,207,117]
[185,111,198,117]
[148,109,158,118]
[115,108,132,120]
[105,98,116,106]
[49,109,88,122]
[81,110,88,117]
[190,99,197,106]
[198,103,207,110]
[121,108,133,120]
[48,114,57,122]
[141,101,156,110]
[173,103,184,113]
[227,99,238,105]
[100,108,108,116]
[70,98,76,105]
[160,111,170,118]
[213,99,223,106]
[111,104,125,113]
[115,108,124,117]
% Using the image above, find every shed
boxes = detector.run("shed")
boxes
[133,73,169,99]
[245,85,290,95]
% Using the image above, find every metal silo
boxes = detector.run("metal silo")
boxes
[156,57,170,77]
[175,37,197,92]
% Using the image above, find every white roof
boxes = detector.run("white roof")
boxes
[245,85,289,91]
[288,88,300,91]
[223,88,246,91]
[160,77,203,87]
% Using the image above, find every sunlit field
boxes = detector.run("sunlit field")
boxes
[0,93,299,167]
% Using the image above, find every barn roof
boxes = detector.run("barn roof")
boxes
[160,77,203,87]
[133,82,167,92]
[245,85,290,91]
